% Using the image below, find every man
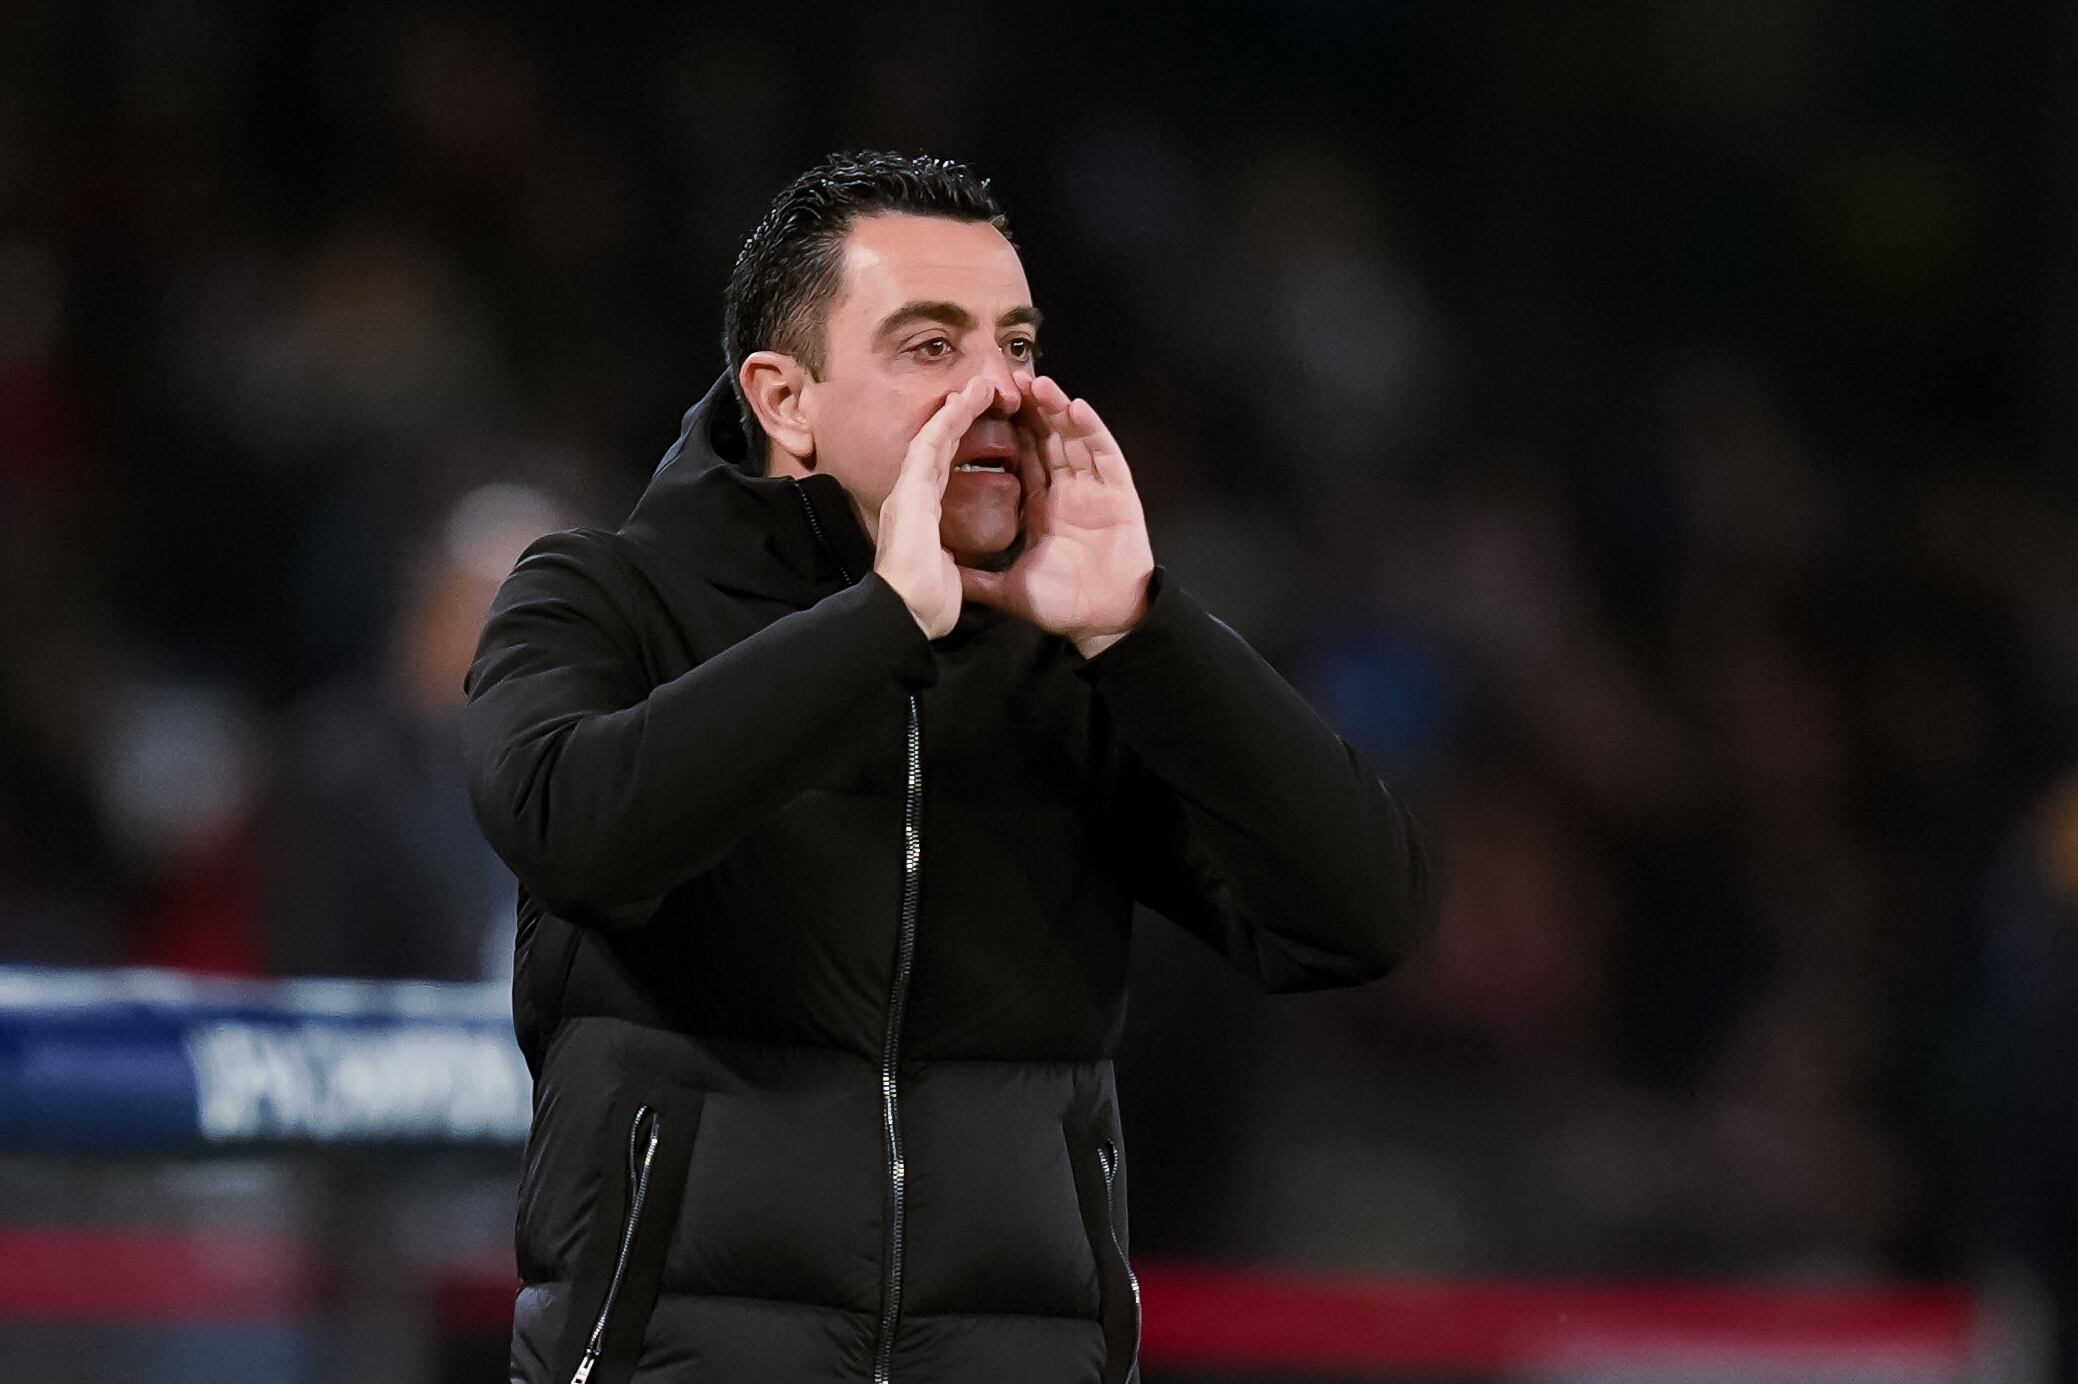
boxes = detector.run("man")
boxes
[462,151,1436,1384]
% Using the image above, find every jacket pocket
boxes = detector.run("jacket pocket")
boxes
[553,1084,703,1384]
[1066,1118,1142,1384]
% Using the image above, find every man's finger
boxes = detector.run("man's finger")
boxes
[1032,374,1074,417]
[1063,396,1130,485]
[902,376,995,497]
[1035,376,1103,476]
[1017,372,1067,428]
[1013,407,1049,499]
[1020,374,1081,478]
[915,376,996,463]
[1011,376,1052,494]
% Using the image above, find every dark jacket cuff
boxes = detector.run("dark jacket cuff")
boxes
[1070,565,1218,687]
[850,570,940,690]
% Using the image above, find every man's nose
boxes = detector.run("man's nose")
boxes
[965,353,1023,416]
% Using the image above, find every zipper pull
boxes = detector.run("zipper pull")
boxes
[570,1347,600,1384]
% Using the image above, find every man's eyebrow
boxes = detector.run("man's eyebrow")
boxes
[875,301,976,342]
[874,301,1046,342]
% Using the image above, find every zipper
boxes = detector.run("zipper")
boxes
[789,478,852,588]
[872,693,922,1384]
[790,479,921,1384]
[1098,1138,1143,1382]
[569,1104,662,1384]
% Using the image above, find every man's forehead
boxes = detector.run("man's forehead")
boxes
[833,214,1031,317]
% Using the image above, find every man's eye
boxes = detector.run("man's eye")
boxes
[911,337,953,360]
[1005,337,1041,361]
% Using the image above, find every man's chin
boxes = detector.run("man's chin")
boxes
[946,525,1025,572]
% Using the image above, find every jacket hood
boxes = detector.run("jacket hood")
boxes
[618,370,877,599]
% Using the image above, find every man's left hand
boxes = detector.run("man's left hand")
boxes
[958,374,1154,658]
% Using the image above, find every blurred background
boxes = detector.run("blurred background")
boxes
[2,0,2074,1380]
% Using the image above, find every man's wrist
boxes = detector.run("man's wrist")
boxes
[1070,571,1153,659]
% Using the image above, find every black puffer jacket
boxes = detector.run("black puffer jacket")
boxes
[461,372,1437,1384]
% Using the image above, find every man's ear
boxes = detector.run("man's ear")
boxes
[740,351,816,469]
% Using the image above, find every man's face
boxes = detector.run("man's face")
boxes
[799,213,1040,562]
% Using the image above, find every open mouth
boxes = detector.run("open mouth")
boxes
[952,429,1017,475]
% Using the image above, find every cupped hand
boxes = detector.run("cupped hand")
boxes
[875,375,997,639]
[958,374,1154,657]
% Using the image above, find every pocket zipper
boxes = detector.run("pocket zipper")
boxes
[1098,1137,1142,1379]
[571,1104,662,1384]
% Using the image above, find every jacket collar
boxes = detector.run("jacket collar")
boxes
[618,371,877,599]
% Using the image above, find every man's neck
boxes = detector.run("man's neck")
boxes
[767,450,880,547]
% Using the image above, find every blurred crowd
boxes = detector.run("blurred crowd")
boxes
[2,0,2073,1342]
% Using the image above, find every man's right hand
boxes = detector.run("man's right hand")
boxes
[874,375,997,639]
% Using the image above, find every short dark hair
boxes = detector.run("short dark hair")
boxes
[722,150,1010,471]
